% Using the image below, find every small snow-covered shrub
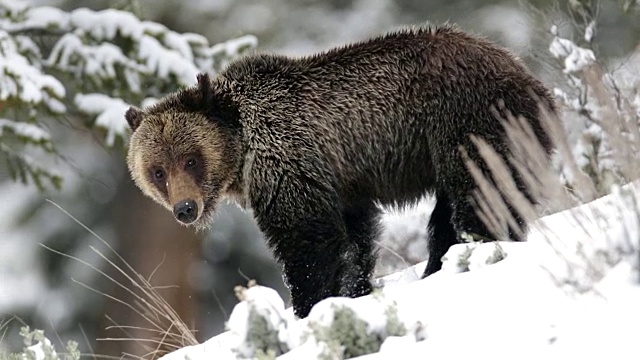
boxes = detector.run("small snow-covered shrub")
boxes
[226,282,302,359]
[307,296,407,359]
[441,243,476,273]
[315,306,381,358]
[0,327,80,360]
[219,282,423,359]
[441,242,508,274]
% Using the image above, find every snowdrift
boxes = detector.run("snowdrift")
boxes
[159,184,640,359]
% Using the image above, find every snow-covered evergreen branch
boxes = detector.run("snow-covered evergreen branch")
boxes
[0,0,257,190]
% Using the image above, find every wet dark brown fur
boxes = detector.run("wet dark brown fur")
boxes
[126,25,556,318]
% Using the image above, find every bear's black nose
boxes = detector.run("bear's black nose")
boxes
[173,199,198,224]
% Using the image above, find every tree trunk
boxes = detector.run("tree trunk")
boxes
[95,179,201,359]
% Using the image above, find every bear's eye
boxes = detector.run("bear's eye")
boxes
[186,158,197,169]
[153,168,165,181]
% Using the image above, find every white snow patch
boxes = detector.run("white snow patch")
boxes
[24,337,56,360]
[549,35,595,73]
[159,182,640,360]
[69,8,143,40]
[0,118,50,142]
[0,31,65,110]
[377,335,417,355]
[138,34,200,86]
[162,30,194,61]
[207,35,258,69]
[584,21,596,42]
[0,0,29,15]
[74,93,130,146]
[46,32,144,81]
[22,6,69,31]
[276,337,332,359]
[225,285,303,358]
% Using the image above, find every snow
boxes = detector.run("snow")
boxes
[46,33,144,80]
[182,32,210,47]
[24,336,56,359]
[5,4,257,91]
[549,35,595,73]
[1,3,258,154]
[585,21,596,42]
[0,118,50,142]
[0,30,65,110]
[226,285,303,357]
[70,8,143,40]
[138,35,200,86]
[83,43,132,78]
[216,35,258,58]
[74,93,130,146]
[163,30,195,61]
[0,0,29,14]
[159,182,640,360]
[22,6,69,30]
[552,87,581,112]
[207,35,258,70]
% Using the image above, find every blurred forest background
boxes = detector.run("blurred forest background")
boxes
[1,0,639,357]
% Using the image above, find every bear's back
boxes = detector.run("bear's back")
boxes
[222,25,553,207]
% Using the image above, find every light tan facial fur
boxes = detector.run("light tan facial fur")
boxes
[126,107,239,228]
[167,168,204,217]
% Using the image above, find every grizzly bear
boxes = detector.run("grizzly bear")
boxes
[125,25,556,318]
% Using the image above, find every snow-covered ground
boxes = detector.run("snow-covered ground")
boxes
[152,183,640,360]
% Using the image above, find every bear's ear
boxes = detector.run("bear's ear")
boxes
[197,73,213,105]
[182,73,240,128]
[125,106,144,131]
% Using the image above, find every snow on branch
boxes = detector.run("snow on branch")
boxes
[0,118,50,144]
[137,35,200,86]
[3,1,259,100]
[48,33,141,82]
[0,30,65,112]
[206,35,258,70]
[4,4,257,87]
[549,26,595,74]
[74,93,130,146]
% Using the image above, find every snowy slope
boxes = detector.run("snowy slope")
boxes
[158,184,640,360]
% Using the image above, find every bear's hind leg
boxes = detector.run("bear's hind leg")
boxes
[423,193,458,277]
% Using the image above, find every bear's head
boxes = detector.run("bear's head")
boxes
[125,73,241,229]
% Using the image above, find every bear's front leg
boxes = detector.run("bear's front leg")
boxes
[249,167,353,317]
[268,219,351,318]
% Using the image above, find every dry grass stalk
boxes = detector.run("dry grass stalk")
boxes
[44,200,198,359]
[464,60,640,289]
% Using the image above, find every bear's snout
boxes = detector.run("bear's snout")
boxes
[173,199,198,224]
